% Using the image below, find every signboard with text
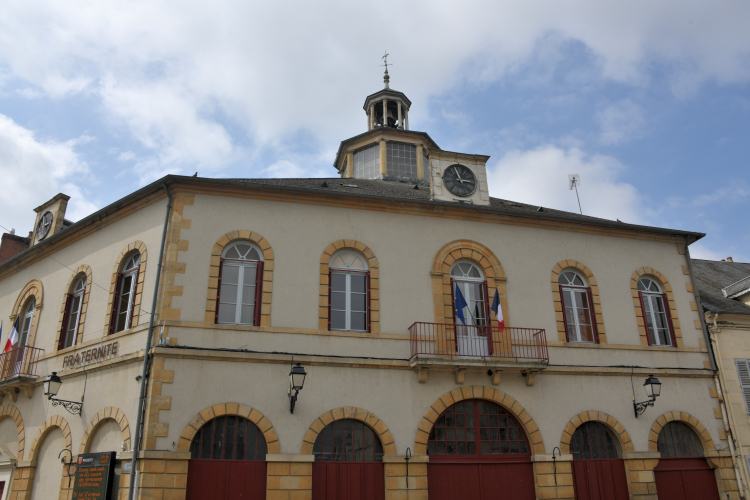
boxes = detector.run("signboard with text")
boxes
[72,451,116,500]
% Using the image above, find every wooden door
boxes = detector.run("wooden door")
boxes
[654,458,720,500]
[428,460,535,500]
[312,462,384,500]
[571,459,629,500]
[186,459,267,500]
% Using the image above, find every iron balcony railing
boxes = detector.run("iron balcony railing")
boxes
[0,346,44,381]
[409,322,549,363]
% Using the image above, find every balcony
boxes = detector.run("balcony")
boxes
[409,322,548,384]
[0,346,44,402]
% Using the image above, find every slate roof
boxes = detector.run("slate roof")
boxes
[692,259,750,315]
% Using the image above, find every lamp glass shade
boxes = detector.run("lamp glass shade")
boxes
[44,372,62,397]
[644,374,661,399]
[290,363,306,391]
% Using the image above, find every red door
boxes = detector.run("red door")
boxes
[312,462,385,500]
[654,458,720,500]
[428,458,535,500]
[571,459,629,500]
[187,460,267,500]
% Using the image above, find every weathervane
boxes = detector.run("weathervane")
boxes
[381,51,392,89]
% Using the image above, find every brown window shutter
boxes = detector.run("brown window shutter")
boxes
[559,285,571,342]
[587,287,600,343]
[254,261,264,327]
[109,273,123,335]
[662,293,677,347]
[214,259,224,324]
[59,294,73,350]
[127,267,140,330]
[366,271,371,333]
[327,268,332,331]
[639,291,652,346]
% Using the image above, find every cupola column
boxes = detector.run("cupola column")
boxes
[369,104,374,130]
[397,102,402,129]
[405,109,409,130]
[382,99,387,127]
[379,139,387,176]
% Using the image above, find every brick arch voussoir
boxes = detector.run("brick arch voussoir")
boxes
[205,231,275,326]
[414,386,545,456]
[630,267,682,347]
[432,240,503,278]
[648,411,715,454]
[551,259,606,343]
[560,410,634,455]
[301,407,396,456]
[11,279,44,320]
[79,406,131,455]
[0,405,25,460]
[319,240,380,333]
[30,415,72,462]
[178,403,280,454]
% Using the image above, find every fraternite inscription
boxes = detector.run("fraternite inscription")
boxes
[72,451,116,499]
[63,341,119,368]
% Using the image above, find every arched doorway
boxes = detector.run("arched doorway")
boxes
[427,399,534,500]
[653,421,720,500]
[312,419,385,500]
[570,422,629,500]
[186,415,268,500]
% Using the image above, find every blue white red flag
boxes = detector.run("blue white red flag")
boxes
[491,289,505,331]
[4,317,19,353]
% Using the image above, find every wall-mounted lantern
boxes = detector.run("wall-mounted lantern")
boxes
[633,374,662,418]
[43,372,82,415]
[289,363,307,414]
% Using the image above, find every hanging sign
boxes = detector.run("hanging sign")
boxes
[72,451,117,499]
[62,341,119,368]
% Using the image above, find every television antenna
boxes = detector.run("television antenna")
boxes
[568,174,582,215]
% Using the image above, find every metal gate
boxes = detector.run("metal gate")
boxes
[312,462,385,500]
[186,460,267,500]
[654,458,720,500]
[428,459,535,500]
[571,459,629,500]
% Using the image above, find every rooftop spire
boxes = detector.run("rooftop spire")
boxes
[381,50,391,89]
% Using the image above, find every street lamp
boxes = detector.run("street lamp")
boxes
[289,363,307,414]
[43,372,82,415]
[633,374,661,418]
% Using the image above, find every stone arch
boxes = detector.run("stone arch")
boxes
[177,403,280,454]
[79,406,131,454]
[104,241,148,334]
[319,240,380,333]
[205,231,274,326]
[55,265,93,351]
[560,410,634,455]
[29,415,72,462]
[551,259,606,343]
[648,410,715,454]
[10,279,44,348]
[630,267,683,347]
[301,407,396,456]
[0,405,25,460]
[414,386,545,455]
[431,240,507,326]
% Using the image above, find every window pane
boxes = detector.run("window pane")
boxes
[331,311,346,330]
[331,273,346,292]
[351,312,366,331]
[240,304,255,324]
[236,418,247,460]
[331,292,346,311]
[242,284,256,306]
[223,417,236,459]
[350,274,366,292]
[218,303,236,324]
[351,293,366,312]
[353,144,381,179]
[241,265,257,290]
[222,265,240,285]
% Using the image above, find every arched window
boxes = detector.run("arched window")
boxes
[450,261,488,327]
[110,252,141,334]
[571,422,622,460]
[428,400,529,456]
[189,416,267,461]
[216,242,264,326]
[18,298,35,348]
[558,269,598,343]
[59,275,86,350]
[638,277,675,347]
[658,422,704,458]
[313,419,383,462]
[329,251,369,332]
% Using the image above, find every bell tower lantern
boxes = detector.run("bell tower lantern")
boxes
[364,53,411,130]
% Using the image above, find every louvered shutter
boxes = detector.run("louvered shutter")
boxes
[109,273,124,335]
[59,294,73,350]
[638,291,652,346]
[559,285,571,342]
[587,287,600,343]
[327,268,332,331]
[735,360,750,414]
[254,261,264,327]
[662,293,677,347]
[366,271,371,334]
[214,259,224,324]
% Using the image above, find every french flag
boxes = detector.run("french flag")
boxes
[4,318,19,353]
[490,289,505,332]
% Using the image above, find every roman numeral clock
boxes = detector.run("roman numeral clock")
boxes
[443,164,477,197]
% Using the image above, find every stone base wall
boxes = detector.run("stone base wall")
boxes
[623,451,660,499]
[266,454,313,500]
[532,455,574,500]
[8,464,34,500]
[383,454,428,500]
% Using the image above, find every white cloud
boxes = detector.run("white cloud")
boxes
[688,243,730,262]
[487,145,643,223]
[0,114,97,233]
[597,100,646,145]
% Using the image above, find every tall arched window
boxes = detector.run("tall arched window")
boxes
[216,242,264,326]
[450,261,488,327]
[60,275,86,350]
[110,252,140,334]
[189,415,267,460]
[313,419,384,462]
[329,251,369,332]
[657,422,704,458]
[638,277,675,347]
[571,422,622,460]
[18,298,35,348]
[558,269,598,343]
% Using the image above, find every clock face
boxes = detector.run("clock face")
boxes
[443,164,477,197]
[36,211,53,240]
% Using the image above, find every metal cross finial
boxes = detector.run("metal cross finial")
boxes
[381,51,392,88]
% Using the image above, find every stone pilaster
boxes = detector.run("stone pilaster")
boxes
[266,454,313,500]
[623,451,659,499]
[383,454,428,500]
[532,454,574,500]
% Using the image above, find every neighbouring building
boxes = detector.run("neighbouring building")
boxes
[694,258,750,500]
[0,69,740,500]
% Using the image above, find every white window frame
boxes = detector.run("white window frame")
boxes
[115,253,140,333]
[63,276,86,348]
[19,298,35,347]
[450,260,487,326]
[329,251,369,332]
[218,241,264,326]
[638,277,672,346]
[559,269,595,343]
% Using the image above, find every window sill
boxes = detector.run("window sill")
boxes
[547,341,704,353]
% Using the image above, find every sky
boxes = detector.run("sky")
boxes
[0,0,748,261]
